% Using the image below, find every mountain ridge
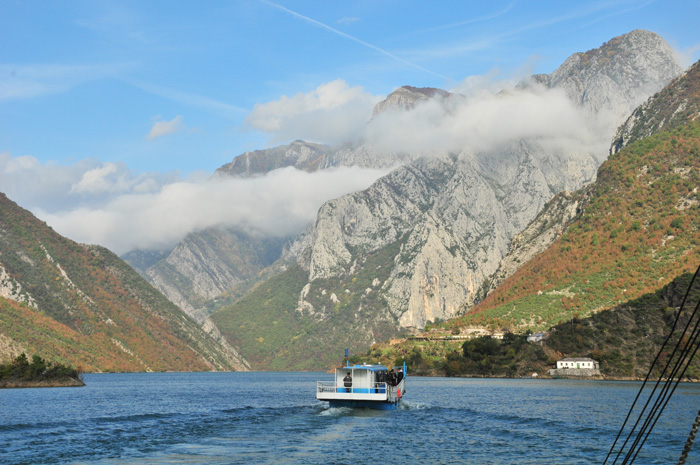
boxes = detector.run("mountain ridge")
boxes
[0,193,249,371]
[208,30,684,370]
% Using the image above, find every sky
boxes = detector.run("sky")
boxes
[1,0,699,254]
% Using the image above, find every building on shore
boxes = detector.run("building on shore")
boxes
[547,357,601,378]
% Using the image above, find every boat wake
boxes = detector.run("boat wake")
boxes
[398,400,430,410]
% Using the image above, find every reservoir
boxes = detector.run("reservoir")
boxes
[1,372,699,464]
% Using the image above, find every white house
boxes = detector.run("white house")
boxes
[548,357,602,378]
[556,357,599,370]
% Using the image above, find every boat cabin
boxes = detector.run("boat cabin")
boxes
[317,363,406,409]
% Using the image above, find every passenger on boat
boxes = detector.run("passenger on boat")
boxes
[397,368,404,383]
[343,372,352,392]
[389,369,397,387]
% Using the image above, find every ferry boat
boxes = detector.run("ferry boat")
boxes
[316,362,406,410]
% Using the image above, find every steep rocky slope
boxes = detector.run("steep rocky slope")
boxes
[455,120,700,333]
[286,29,682,329]
[612,59,700,153]
[138,229,285,321]
[293,143,599,330]
[0,193,249,371]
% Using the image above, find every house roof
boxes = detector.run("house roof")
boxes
[559,357,597,362]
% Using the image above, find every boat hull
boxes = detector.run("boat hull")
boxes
[327,399,400,410]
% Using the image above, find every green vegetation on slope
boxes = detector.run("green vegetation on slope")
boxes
[0,353,83,386]
[454,121,700,334]
[211,264,311,370]
[0,193,236,372]
[361,271,700,379]
[212,239,406,371]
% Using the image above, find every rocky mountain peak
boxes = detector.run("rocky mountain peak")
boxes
[372,85,452,118]
[526,29,683,129]
[215,140,330,177]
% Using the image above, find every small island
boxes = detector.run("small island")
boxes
[0,353,85,389]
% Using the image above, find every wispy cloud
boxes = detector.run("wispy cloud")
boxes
[337,17,360,25]
[260,0,448,80]
[415,1,516,34]
[0,63,130,101]
[147,115,186,141]
[125,78,247,118]
[405,1,640,62]
[675,41,700,67]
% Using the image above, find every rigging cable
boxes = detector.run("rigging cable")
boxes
[625,297,700,464]
[603,263,700,464]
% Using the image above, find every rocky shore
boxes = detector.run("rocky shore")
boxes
[0,377,85,389]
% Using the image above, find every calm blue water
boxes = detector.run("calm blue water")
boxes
[1,372,699,464]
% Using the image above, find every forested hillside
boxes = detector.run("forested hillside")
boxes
[360,270,700,379]
[0,193,247,372]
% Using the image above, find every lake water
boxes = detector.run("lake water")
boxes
[1,372,699,464]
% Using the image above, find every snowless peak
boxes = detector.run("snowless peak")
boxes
[372,85,452,117]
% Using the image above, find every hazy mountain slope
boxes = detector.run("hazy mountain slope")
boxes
[0,193,249,371]
[453,120,700,333]
[141,229,285,321]
[142,30,681,332]
[612,59,700,154]
[216,141,332,176]
[288,29,682,328]
[371,86,452,117]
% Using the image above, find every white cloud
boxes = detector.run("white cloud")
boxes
[0,152,176,212]
[147,115,185,140]
[673,41,700,68]
[2,69,620,258]
[245,79,381,145]
[38,166,390,254]
[364,81,611,159]
[1,151,389,255]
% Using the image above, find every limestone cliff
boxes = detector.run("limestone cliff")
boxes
[288,29,682,332]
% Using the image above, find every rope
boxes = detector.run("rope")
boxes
[678,409,700,465]
[626,301,700,464]
[604,264,700,464]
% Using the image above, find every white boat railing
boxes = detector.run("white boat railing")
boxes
[316,379,405,399]
[317,381,338,393]
[316,381,391,394]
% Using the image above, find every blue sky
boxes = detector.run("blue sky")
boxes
[1,0,699,253]
[2,0,698,174]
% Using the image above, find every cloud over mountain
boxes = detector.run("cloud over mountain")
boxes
[366,83,610,158]
[245,79,381,145]
[0,151,390,254]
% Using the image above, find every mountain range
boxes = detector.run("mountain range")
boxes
[166,29,684,370]
[1,29,693,373]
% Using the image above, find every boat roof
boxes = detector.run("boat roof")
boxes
[339,364,390,372]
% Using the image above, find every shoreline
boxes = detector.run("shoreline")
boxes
[0,377,85,389]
